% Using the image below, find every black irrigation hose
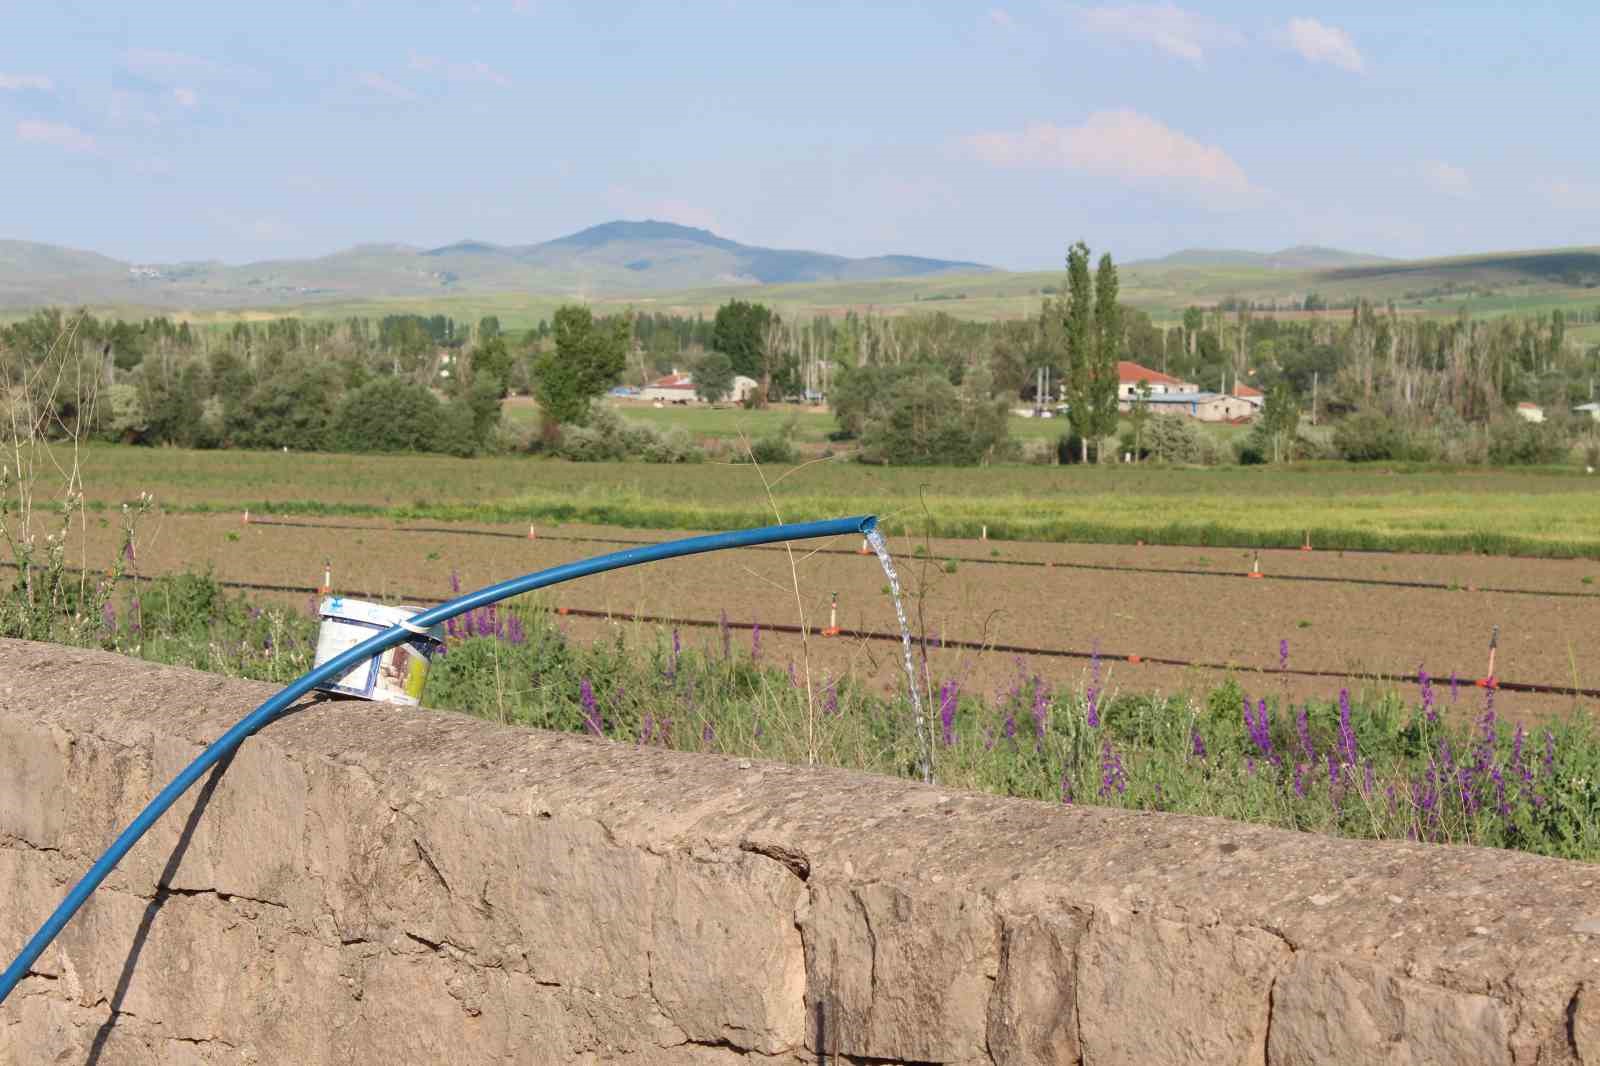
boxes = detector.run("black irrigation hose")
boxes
[240,517,1600,602]
[31,562,1585,701]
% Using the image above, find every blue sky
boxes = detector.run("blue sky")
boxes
[3,1,1597,269]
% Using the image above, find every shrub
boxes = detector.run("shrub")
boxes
[332,376,446,453]
[553,405,704,463]
[1487,418,1569,466]
[1141,415,1219,465]
[1331,410,1404,462]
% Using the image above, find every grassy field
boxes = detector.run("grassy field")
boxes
[58,442,1600,557]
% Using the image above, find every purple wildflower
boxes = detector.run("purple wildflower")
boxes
[122,539,135,564]
[1031,678,1050,741]
[1060,773,1073,804]
[1003,712,1017,742]
[1295,703,1315,763]
[1337,688,1357,766]
[823,678,839,717]
[751,622,761,661]
[101,600,116,635]
[1086,686,1101,729]
[1190,728,1207,760]
[449,569,461,594]
[1292,761,1307,798]
[130,596,142,635]
[938,681,958,746]
[639,713,655,745]
[505,614,526,646]
[1419,666,1436,723]
[580,678,601,736]
[1449,670,1459,702]
[668,628,680,679]
[1244,696,1273,757]
[701,721,715,746]
[1098,738,1127,798]
[1279,638,1289,670]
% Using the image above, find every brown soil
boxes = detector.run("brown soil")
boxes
[69,512,1598,721]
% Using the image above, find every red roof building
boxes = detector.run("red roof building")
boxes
[1117,361,1194,399]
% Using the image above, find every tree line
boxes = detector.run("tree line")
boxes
[5,243,1597,466]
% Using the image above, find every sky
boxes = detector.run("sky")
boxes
[2,1,1598,270]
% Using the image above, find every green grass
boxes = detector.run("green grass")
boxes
[70,442,1600,557]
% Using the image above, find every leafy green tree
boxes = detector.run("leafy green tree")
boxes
[531,305,628,440]
[694,350,736,405]
[226,369,337,451]
[1061,241,1095,462]
[333,377,446,452]
[711,300,772,380]
[860,365,1010,465]
[469,334,515,398]
[1259,383,1299,462]
[1090,252,1122,459]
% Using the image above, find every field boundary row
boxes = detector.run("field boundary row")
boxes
[36,562,1593,701]
[239,517,1600,603]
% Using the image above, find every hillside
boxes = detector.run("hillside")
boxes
[0,221,989,310]
[1132,246,1391,270]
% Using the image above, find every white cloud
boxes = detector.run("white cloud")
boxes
[1282,18,1364,73]
[407,53,511,88]
[0,73,53,91]
[1534,176,1600,212]
[1074,4,1242,65]
[987,8,1016,30]
[965,109,1256,203]
[16,119,97,154]
[124,48,268,89]
[356,72,418,101]
[1418,160,1472,199]
[173,86,198,108]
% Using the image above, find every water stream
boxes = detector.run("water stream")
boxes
[866,528,931,782]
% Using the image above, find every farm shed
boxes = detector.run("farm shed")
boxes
[639,371,759,405]
[1516,401,1545,423]
[1574,401,1600,422]
[1233,381,1265,410]
[1144,391,1256,422]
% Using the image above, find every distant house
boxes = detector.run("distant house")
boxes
[638,370,759,405]
[1574,402,1600,422]
[1516,401,1545,423]
[1145,392,1256,423]
[1233,382,1265,411]
[1118,361,1194,400]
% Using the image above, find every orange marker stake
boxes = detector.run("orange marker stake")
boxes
[1247,552,1263,579]
[823,592,841,637]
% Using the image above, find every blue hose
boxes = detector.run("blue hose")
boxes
[0,514,876,1005]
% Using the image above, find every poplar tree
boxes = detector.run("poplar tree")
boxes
[1062,241,1095,462]
[1091,252,1122,461]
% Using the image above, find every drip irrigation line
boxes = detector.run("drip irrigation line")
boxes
[237,516,1600,602]
[15,562,1594,699]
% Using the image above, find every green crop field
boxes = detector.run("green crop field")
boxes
[62,442,1600,558]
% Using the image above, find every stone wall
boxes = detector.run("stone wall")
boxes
[1,639,1598,1064]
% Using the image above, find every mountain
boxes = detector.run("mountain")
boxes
[0,221,990,310]
[1132,246,1393,270]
